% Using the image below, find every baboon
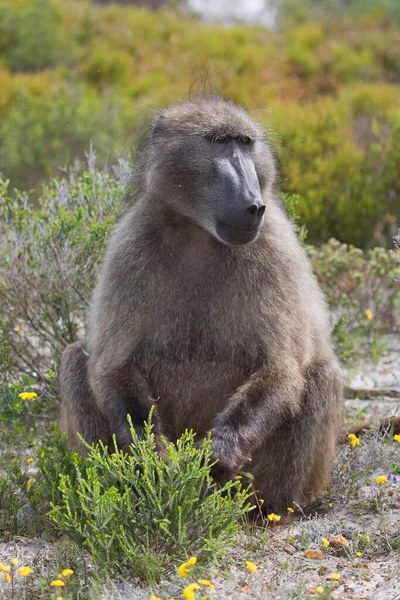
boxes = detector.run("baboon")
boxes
[59,97,344,512]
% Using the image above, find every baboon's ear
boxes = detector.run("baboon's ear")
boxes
[152,115,166,140]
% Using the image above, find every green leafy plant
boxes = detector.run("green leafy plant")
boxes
[0,152,128,387]
[41,418,252,584]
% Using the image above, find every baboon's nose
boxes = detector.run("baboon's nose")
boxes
[246,203,266,226]
[247,203,266,216]
[247,203,258,215]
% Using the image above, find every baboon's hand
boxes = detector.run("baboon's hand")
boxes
[116,424,169,461]
[209,428,249,484]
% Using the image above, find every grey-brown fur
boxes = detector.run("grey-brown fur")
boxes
[59,97,343,511]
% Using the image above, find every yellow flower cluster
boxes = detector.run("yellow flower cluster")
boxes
[183,583,200,600]
[348,433,360,447]
[178,557,197,578]
[18,392,37,401]
[309,586,325,595]
[245,561,257,573]
[322,537,329,548]
[375,475,388,485]
[267,513,281,522]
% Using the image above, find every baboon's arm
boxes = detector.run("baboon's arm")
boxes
[211,363,304,480]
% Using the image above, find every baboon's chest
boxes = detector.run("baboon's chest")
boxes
[136,282,268,437]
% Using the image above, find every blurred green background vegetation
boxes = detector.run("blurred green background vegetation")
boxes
[0,0,399,247]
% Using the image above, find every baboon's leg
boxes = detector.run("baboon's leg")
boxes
[59,340,112,456]
[250,361,343,512]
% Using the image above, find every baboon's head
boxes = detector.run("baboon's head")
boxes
[143,98,276,246]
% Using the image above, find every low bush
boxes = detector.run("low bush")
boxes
[310,239,400,361]
[0,0,71,73]
[0,419,252,584]
[0,154,129,386]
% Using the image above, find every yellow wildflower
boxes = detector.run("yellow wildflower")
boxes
[365,535,370,543]
[177,557,197,577]
[26,457,33,463]
[348,433,360,447]
[10,559,18,565]
[267,513,281,522]
[50,580,65,587]
[0,564,10,573]
[322,537,329,548]
[6,574,11,583]
[27,479,32,489]
[356,552,362,557]
[365,309,373,320]
[329,502,333,508]
[183,583,200,600]
[393,434,400,443]
[329,573,340,580]
[19,567,33,577]
[62,569,74,577]
[199,579,215,590]
[19,392,37,401]
[375,475,388,485]
[234,475,243,479]
[202,597,211,600]
[287,507,294,513]
[150,596,161,600]
[56,597,63,600]
[245,561,257,573]
[14,326,21,333]
[315,587,324,594]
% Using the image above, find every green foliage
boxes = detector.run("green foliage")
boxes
[311,238,400,361]
[0,1,398,245]
[47,418,252,583]
[0,420,252,585]
[0,84,135,191]
[0,154,127,386]
[279,0,400,24]
[0,0,70,73]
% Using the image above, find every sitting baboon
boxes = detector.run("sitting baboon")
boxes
[59,97,344,512]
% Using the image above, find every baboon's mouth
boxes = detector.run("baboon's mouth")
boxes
[216,220,260,245]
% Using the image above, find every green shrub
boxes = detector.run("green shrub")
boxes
[0,83,135,191]
[0,420,252,584]
[0,2,398,246]
[311,238,400,361]
[267,87,400,247]
[0,0,71,73]
[0,155,128,386]
[47,419,251,583]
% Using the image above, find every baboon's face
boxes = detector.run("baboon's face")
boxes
[149,101,275,246]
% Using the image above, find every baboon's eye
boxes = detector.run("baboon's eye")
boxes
[239,136,253,145]
[213,136,229,144]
